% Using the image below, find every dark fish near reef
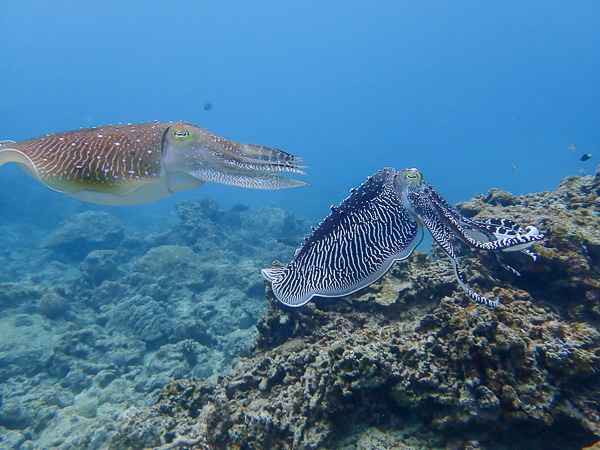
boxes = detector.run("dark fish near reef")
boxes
[263,168,545,308]
[580,153,593,161]
[277,238,301,247]
[0,121,307,205]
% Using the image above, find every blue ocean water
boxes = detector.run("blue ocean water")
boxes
[1,1,599,226]
[1,2,600,448]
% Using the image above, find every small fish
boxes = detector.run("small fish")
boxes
[579,169,588,176]
[581,153,593,161]
[203,102,212,111]
[510,164,517,172]
[276,237,300,247]
[568,144,577,153]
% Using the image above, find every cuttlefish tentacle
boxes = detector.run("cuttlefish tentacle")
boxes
[181,130,307,189]
[0,121,307,206]
[407,198,499,307]
[263,167,545,309]
[464,218,540,275]
[420,182,541,255]
[417,183,541,275]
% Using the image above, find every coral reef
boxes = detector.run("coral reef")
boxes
[42,211,125,260]
[2,167,599,449]
[0,197,308,449]
[110,167,600,449]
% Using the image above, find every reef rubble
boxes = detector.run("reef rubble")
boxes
[112,167,600,449]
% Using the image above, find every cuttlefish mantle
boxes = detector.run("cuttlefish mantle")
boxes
[0,121,307,206]
[263,168,545,308]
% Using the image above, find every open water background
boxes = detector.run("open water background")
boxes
[1,1,599,227]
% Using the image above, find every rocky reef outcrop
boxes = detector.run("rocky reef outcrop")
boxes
[111,167,600,449]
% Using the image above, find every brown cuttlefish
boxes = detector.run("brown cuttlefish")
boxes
[0,121,307,205]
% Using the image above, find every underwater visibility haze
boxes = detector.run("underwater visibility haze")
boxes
[1,1,600,448]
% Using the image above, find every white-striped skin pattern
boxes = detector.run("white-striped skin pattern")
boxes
[6,122,171,192]
[1,121,308,205]
[264,167,545,309]
[264,168,420,306]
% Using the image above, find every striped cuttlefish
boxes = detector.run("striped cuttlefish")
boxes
[0,121,307,205]
[263,168,545,308]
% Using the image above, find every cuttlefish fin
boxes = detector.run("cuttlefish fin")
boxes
[0,143,169,204]
[1,146,32,170]
[61,179,172,205]
[0,146,56,187]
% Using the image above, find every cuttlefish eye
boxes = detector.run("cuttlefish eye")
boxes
[172,130,191,140]
[405,170,422,181]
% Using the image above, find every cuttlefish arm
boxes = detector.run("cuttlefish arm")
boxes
[0,121,306,206]
[416,181,541,275]
[421,182,541,253]
[395,168,545,307]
